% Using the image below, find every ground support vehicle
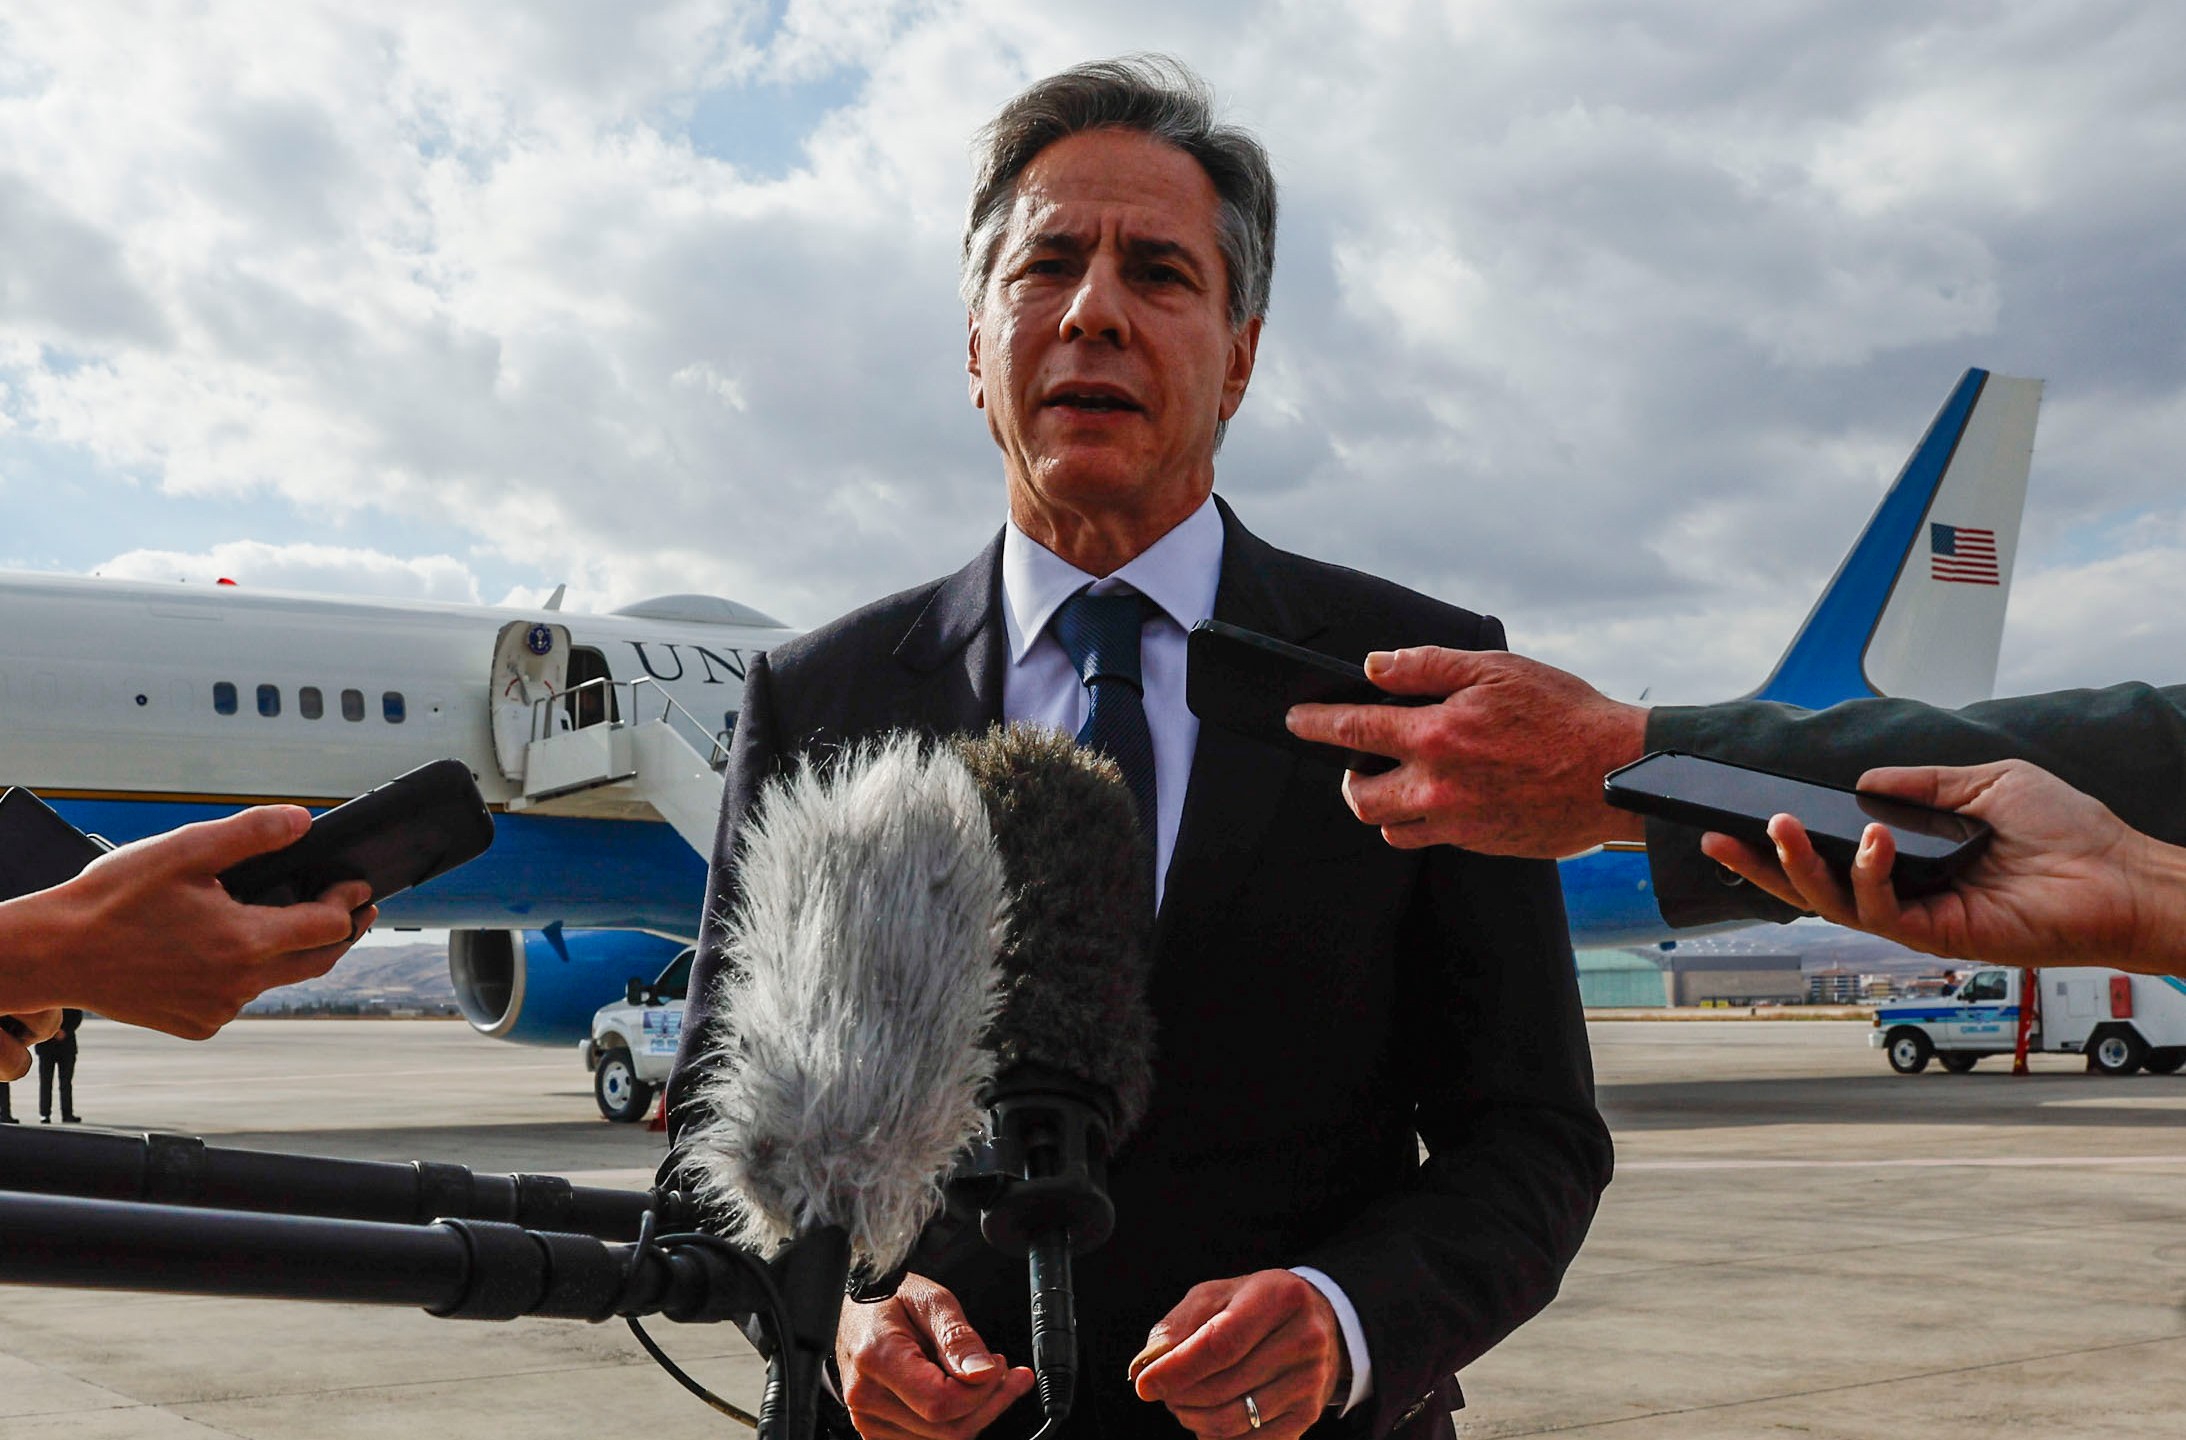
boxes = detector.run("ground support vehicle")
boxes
[1872,966,2186,1076]
[579,947,694,1121]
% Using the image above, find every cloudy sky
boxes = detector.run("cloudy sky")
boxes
[2,0,2181,705]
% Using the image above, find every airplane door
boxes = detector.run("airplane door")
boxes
[491,620,572,781]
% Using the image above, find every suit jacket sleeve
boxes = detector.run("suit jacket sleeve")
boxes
[666,650,788,1140]
[1298,618,1613,1436]
[1643,681,2186,927]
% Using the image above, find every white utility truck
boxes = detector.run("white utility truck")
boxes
[1871,966,2186,1076]
[580,947,695,1121]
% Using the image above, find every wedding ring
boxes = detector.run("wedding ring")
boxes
[1244,1394,1263,1430]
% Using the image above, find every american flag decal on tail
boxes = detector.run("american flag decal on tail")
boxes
[1930,523,2000,585]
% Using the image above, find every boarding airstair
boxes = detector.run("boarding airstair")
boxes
[485,618,731,856]
[503,676,728,857]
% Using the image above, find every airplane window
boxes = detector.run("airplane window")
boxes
[257,684,281,718]
[341,689,365,722]
[214,682,237,716]
[299,687,324,720]
[382,691,406,724]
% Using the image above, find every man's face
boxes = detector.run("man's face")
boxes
[969,128,1261,538]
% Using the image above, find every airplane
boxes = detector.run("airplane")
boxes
[0,580,777,1039]
[0,368,2038,1045]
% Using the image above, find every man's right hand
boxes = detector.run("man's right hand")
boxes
[7,807,374,1039]
[837,1275,1034,1440]
[1286,648,1649,858]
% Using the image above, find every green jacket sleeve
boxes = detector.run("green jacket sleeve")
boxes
[1641,682,2186,928]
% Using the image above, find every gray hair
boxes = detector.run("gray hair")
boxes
[959,55,1277,330]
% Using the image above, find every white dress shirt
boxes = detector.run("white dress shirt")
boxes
[998,494,1373,1415]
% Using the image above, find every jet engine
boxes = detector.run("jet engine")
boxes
[448,928,687,1046]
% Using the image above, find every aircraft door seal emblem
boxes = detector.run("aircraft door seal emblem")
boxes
[525,623,556,657]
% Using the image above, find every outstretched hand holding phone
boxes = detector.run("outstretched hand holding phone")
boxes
[1,807,375,1045]
[1703,759,2186,976]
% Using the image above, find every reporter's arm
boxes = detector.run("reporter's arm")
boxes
[1705,760,2186,975]
[0,807,373,1039]
[1646,682,2186,927]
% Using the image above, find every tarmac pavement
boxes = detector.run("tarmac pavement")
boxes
[3,1017,2183,1438]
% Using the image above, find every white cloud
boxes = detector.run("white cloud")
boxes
[0,0,2182,701]
[2001,513,2186,695]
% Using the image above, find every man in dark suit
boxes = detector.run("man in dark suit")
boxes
[669,56,1610,1440]
[37,1007,82,1123]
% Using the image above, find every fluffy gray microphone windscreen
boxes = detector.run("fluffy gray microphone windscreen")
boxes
[685,734,1007,1274]
[951,725,1157,1140]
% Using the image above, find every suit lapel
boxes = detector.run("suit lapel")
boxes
[1158,499,1327,942]
[891,529,1007,735]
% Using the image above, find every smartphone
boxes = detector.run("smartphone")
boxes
[0,788,109,1040]
[216,758,496,908]
[1602,751,1992,896]
[1185,619,1427,774]
[0,788,108,905]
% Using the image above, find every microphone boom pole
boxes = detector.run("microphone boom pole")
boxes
[0,1125,663,1238]
[0,1190,763,1322]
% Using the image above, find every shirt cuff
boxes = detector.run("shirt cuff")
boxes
[1289,1266,1372,1415]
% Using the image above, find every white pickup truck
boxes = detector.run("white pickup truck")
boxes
[579,947,694,1122]
[1871,965,2186,1076]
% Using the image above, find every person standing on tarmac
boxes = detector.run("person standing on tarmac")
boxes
[37,1007,82,1123]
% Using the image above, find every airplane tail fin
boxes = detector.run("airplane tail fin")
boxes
[1751,368,2041,710]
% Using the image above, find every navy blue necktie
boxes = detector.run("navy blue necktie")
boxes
[1052,587,1160,883]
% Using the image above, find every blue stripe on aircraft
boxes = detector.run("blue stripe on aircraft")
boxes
[1749,369,1988,709]
[47,796,707,935]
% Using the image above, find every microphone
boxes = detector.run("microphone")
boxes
[948,725,1158,1429]
[679,733,1008,1440]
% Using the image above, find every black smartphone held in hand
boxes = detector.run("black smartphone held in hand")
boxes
[0,787,107,905]
[0,788,109,1041]
[1185,619,1427,774]
[217,758,495,908]
[1602,750,1993,896]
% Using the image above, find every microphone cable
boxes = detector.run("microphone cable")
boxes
[622,1205,786,1430]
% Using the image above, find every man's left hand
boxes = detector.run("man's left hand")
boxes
[1129,1270,1345,1440]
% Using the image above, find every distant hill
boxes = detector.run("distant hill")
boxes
[242,942,458,1016]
